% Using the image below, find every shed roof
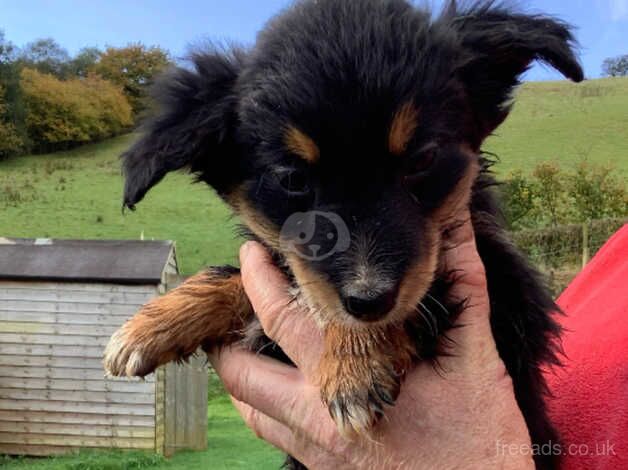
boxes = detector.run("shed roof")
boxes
[0,238,177,284]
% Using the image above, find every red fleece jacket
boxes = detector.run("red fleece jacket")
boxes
[544,224,628,469]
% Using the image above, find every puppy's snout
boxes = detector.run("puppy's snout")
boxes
[342,287,398,322]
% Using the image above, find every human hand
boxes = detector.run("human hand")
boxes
[209,211,534,469]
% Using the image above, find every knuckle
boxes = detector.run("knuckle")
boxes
[243,407,263,438]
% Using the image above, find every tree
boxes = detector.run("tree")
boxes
[68,47,101,78]
[0,83,23,158]
[96,43,170,115]
[0,30,18,64]
[20,68,133,151]
[19,38,71,78]
[602,54,628,77]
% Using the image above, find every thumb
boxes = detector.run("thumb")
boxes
[439,212,499,371]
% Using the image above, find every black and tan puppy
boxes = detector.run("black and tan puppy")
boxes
[104,1,583,468]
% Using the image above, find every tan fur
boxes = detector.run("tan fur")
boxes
[319,322,415,437]
[103,270,252,377]
[285,126,320,163]
[228,187,282,251]
[388,102,419,155]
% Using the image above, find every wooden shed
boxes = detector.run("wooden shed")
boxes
[0,238,207,457]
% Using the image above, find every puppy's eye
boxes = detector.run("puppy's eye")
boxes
[405,144,438,185]
[276,169,311,196]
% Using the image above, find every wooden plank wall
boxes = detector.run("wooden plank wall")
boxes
[0,281,159,456]
[162,354,208,456]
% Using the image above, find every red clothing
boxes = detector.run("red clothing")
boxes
[545,224,628,469]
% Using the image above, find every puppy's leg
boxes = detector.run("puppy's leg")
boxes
[104,266,253,377]
[318,323,415,437]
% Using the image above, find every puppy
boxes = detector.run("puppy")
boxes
[104,1,583,468]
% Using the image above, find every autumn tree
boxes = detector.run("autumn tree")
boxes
[96,43,170,115]
[20,68,132,151]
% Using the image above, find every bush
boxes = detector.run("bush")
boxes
[531,162,569,227]
[569,161,628,222]
[20,68,132,151]
[501,160,628,230]
[499,169,535,230]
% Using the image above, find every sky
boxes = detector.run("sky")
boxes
[1,0,627,81]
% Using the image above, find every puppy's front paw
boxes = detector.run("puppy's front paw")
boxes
[103,268,252,378]
[319,323,414,438]
[103,318,177,378]
[321,364,400,438]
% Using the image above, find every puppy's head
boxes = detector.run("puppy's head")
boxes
[123,0,582,327]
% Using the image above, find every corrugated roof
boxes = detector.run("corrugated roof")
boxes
[0,238,177,284]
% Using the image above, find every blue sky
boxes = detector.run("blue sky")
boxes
[1,0,627,81]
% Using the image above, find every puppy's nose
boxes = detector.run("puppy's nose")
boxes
[342,288,397,322]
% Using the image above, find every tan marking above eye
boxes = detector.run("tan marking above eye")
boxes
[285,126,320,163]
[389,102,420,156]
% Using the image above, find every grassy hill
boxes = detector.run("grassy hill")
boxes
[485,77,628,175]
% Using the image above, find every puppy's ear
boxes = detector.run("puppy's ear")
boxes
[447,4,583,143]
[123,49,244,209]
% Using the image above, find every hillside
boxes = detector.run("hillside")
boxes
[1,77,627,274]
[486,77,628,175]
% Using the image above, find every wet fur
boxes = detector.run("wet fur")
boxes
[104,1,582,468]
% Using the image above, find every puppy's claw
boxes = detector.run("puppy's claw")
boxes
[322,371,401,439]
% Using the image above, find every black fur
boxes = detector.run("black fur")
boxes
[122,1,582,468]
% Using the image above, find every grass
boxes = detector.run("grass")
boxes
[0,77,627,468]
[1,135,243,275]
[485,77,628,177]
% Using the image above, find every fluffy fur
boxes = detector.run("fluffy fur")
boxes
[104,1,583,468]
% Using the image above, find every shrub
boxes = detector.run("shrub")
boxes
[531,162,568,227]
[20,68,132,151]
[499,169,535,230]
[569,161,628,222]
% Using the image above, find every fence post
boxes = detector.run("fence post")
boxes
[582,221,590,269]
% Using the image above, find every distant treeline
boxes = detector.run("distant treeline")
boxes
[0,31,170,157]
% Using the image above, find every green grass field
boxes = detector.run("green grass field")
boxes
[0,77,627,469]
[484,78,628,176]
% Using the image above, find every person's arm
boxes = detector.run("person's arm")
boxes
[209,211,534,469]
